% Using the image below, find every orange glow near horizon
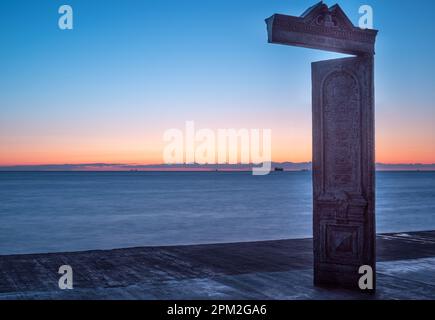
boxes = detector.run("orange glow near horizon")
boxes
[1,105,434,166]
[1,133,435,166]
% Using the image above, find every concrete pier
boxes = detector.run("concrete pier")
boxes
[1,231,435,299]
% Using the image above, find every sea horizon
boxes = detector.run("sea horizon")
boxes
[1,161,435,172]
[1,171,434,255]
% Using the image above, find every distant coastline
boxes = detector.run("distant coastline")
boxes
[1,162,435,172]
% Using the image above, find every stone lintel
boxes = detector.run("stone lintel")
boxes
[265,2,378,56]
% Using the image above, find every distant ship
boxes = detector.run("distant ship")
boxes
[274,167,284,172]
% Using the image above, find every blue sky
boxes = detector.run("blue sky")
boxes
[1,0,434,164]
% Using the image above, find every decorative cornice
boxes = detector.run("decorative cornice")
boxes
[265,2,378,56]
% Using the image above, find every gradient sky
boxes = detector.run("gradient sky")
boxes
[1,0,434,165]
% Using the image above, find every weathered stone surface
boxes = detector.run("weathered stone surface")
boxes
[265,2,378,56]
[312,56,375,289]
[265,2,378,290]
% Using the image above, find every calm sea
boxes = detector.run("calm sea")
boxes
[0,171,434,255]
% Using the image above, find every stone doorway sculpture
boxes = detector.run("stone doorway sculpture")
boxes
[265,2,378,290]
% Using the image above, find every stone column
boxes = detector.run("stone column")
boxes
[265,2,378,290]
[312,56,376,289]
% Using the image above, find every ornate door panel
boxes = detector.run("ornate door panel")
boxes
[312,56,375,289]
